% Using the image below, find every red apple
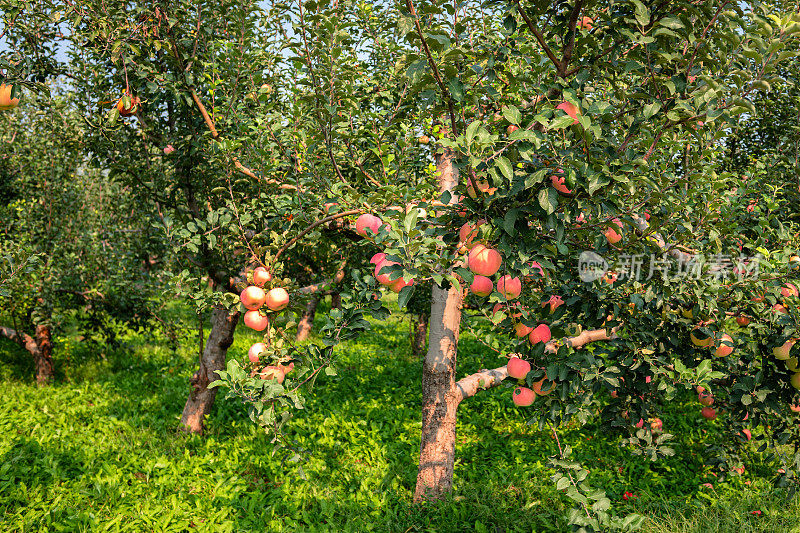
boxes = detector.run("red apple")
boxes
[556,101,580,125]
[514,322,533,337]
[529,324,552,345]
[690,329,713,348]
[713,333,734,358]
[248,342,267,363]
[265,287,290,311]
[741,429,752,441]
[240,286,266,310]
[252,266,272,287]
[355,214,383,238]
[419,135,430,145]
[244,310,269,331]
[370,252,386,265]
[782,283,798,299]
[550,175,572,195]
[116,93,140,117]
[578,16,593,30]
[468,244,503,277]
[459,219,485,246]
[532,377,556,395]
[470,275,493,297]
[374,258,400,285]
[507,125,519,135]
[258,362,294,384]
[604,218,623,245]
[542,295,564,314]
[736,316,750,326]
[698,390,714,406]
[701,407,717,420]
[650,418,663,432]
[389,276,413,293]
[497,276,522,300]
[507,357,531,379]
[512,387,536,406]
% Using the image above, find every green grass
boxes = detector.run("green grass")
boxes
[0,302,799,532]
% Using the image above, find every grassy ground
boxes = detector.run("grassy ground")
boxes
[1,301,799,532]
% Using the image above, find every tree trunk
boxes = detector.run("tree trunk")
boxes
[180,305,240,434]
[0,325,54,385]
[330,291,341,310]
[413,146,463,502]
[411,314,428,357]
[413,283,462,501]
[33,324,55,385]
[296,294,321,342]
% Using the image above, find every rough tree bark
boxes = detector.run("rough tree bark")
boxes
[0,325,55,385]
[413,146,463,502]
[180,305,240,434]
[295,294,321,342]
[410,314,428,357]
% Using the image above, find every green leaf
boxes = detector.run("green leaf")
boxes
[496,156,513,181]
[397,284,415,308]
[502,105,521,125]
[538,188,558,215]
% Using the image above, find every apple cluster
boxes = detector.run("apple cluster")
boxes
[239,266,294,383]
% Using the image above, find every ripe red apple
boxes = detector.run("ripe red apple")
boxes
[468,244,503,277]
[532,377,556,395]
[459,219,485,246]
[604,218,623,245]
[470,275,493,297]
[252,266,272,287]
[265,287,290,311]
[602,271,618,284]
[782,283,798,299]
[323,201,338,214]
[773,339,795,360]
[467,179,493,199]
[542,295,564,314]
[514,322,533,337]
[736,315,751,326]
[0,83,20,111]
[741,429,752,441]
[698,390,714,406]
[389,276,413,293]
[248,342,267,363]
[497,276,522,300]
[370,252,387,265]
[240,286,266,310]
[773,303,789,314]
[258,362,294,384]
[529,324,552,345]
[374,258,400,285]
[701,407,717,420]
[713,333,734,358]
[116,94,140,117]
[550,175,572,195]
[556,101,580,125]
[355,213,383,238]
[507,124,519,135]
[790,255,800,270]
[419,135,430,145]
[244,310,269,331]
[790,403,800,413]
[507,357,531,379]
[512,387,536,406]
[578,16,593,30]
[650,418,663,432]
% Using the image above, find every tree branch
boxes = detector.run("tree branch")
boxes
[273,210,362,264]
[0,326,39,356]
[513,0,562,75]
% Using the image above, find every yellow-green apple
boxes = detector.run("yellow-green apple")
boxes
[0,83,20,111]
[240,286,266,310]
[468,244,503,276]
[690,329,712,348]
[791,372,800,390]
[773,339,795,360]
[265,287,290,311]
